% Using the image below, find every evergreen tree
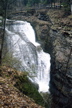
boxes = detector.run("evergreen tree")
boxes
[62,0,71,15]
[22,0,28,6]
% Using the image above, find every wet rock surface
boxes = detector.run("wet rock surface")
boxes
[47,10,72,108]
[49,30,72,108]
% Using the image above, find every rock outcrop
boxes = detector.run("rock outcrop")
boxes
[47,10,72,108]
[22,9,72,107]
[49,29,72,108]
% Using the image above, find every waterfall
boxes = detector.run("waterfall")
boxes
[5,19,51,92]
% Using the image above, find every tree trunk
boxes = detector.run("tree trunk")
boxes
[54,0,55,8]
[0,0,8,65]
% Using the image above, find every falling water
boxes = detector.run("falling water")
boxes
[5,20,51,92]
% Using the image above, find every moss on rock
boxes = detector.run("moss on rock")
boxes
[15,75,45,107]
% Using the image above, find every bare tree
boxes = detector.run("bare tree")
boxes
[0,0,8,65]
[0,0,16,65]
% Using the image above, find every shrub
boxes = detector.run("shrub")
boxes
[15,75,45,107]
[2,52,22,70]
[62,2,71,16]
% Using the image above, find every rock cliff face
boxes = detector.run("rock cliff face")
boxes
[34,10,72,107]
[22,9,72,107]
[49,30,72,108]
[47,10,72,108]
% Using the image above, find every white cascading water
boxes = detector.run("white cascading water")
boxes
[5,20,51,92]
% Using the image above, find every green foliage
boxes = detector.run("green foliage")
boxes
[40,92,52,108]
[15,75,45,106]
[2,52,22,70]
[0,16,3,26]
[0,16,3,20]
[40,0,47,5]
[22,0,28,6]
[0,0,17,17]
[62,0,71,15]
[63,3,70,10]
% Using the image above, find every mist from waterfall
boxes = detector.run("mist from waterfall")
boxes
[5,20,51,92]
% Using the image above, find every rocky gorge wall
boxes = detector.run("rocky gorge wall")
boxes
[49,29,72,108]
[33,10,72,107]
[20,9,72,108]
[47,10,72,108]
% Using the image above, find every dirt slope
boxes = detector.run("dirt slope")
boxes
[0,66,45,108]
